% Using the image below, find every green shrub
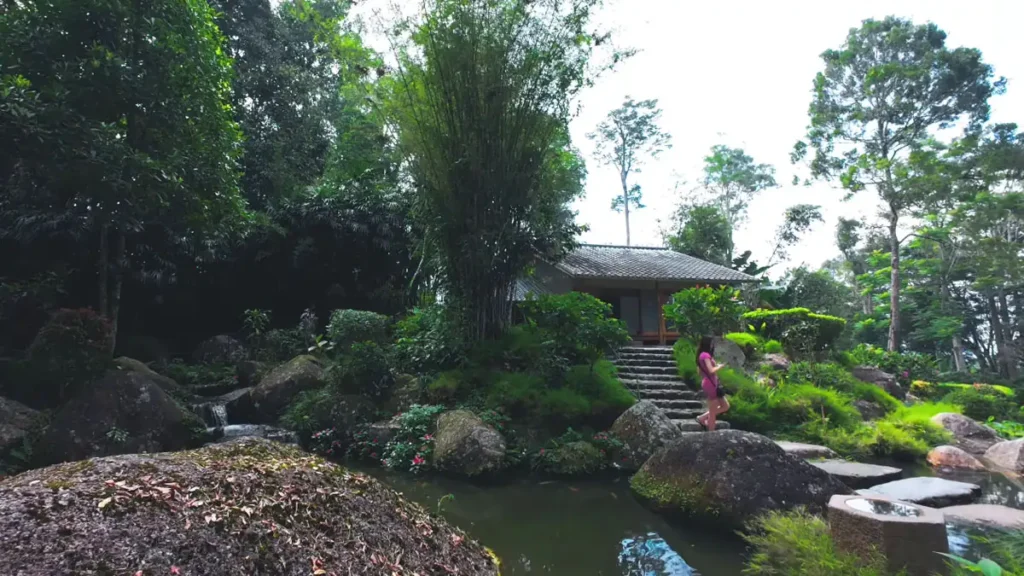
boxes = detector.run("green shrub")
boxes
[519,292,630,365]
[673,338,699,385]
[426,370,463,404]
[725,332,762,356]
[24,308,114,407]
[531,440,605,476]
[281,387,338,436]
[744,509,888,576]
[161,360,236,389]
[326,309,389,351]
[787,362,900,413]
[331,341,393,398]
[763,339,784,354]
[484,371,545,417]
[391,305,466,376]
[663,285,747,339]
[846,344,939,386]
[472,324,567,380]
[743,308,846,357]
[260,328,306,362]
[563,360,635,425]
[537,387,593,426]
[381,404,446,474]
[942,387,1018,422]
[988,418,1024,440]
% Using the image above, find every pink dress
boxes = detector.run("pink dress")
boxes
[699,352,718,400]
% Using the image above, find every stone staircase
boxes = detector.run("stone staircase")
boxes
[614,346,730,432]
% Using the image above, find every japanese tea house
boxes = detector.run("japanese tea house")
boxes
[515,244,755,345]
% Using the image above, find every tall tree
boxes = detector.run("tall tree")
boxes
[700,145,777,260]
[589,98,671,245]
[765,204,824,269]
[794,17,1005,351]
[664,203,732,265]
[386,0,616,340]
[0,0,245,344]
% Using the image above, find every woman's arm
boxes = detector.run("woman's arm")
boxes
[701,357,723,375]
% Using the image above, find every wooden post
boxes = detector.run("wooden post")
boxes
[656,282,665,345]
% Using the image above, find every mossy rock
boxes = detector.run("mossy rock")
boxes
[226,355,325,424]
[0,438,500,575]
[35,369,206,466]
[114,356,192,401]
[539,441,604,476]
[433,410,506,477]
[630,430,851,528]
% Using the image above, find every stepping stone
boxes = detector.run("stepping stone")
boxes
[811,460,903,489]
[941,504,1024,530]
[859,477,981,508]
[776,441,838,460]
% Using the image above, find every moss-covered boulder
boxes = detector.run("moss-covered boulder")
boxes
[0,396,39,454]
[630,430,851,528]
[0,438,500,575]
[35,370,205,466]
[114,356,191,400]
[610,400,682,470]
[433,410,506,477]
[535,441,604,476]
[192,334,248,364]
[226,355,324,423]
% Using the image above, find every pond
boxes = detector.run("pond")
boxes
[361,470,748,576]
[359,461,1024,576]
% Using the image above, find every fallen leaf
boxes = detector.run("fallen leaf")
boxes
[170,567,181,575]
[98,497,113,509]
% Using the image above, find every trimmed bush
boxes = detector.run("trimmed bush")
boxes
[519,292,630,365]
[326,309,389,351]
[23,308,114,407]
[663,285,747,339]
[763,339,784,354]
[742,308,846,356]
[942,387,1018,422]
[725,332,762,356]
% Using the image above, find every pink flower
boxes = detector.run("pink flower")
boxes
[412,455,426,466]
[370,452,378,459]
[539,449,545,455]
[902,371,910,378]
[422,434,434,441]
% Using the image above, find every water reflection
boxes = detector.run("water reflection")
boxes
[846,498,922,517]
[619,533,699,576]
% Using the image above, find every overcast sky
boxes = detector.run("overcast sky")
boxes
[351,0,1024,277]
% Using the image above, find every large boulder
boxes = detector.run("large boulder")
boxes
[385,374,423,414]
[0,396,39,454]
[759,353,791,373]
[433,410,506,477]
[0,438,499,576]
[853,400,887,421]
[35,370,205,466]
[927,445,986,470]
[192,334,248,364]
[984,439,1024,473]
[930,413,1001,456]
[610,401,683,470]
[226,355,325,423]
[114,356,190,400]
[851,366,905,400]
[712,337,746,370]
[630,430,851,527]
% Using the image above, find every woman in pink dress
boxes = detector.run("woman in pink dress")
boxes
[695,336,730,431]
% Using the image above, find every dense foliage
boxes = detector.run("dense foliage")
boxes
[743,308,847,357]
[663,286,746,339]
[519,292,630,365]
[21,309,114,408]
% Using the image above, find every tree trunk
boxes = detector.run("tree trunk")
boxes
[988,292,1010,378]
[940,281,967,372]
[887,215,900,352]
[109,229,126,349]
[997,287,1018,379]
[620,173,631,246]
[97,223,109,317]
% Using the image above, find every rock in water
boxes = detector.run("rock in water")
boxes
[0,438,499,576]
[984,439,1024,473]
[630,430,851,528]
[810,460,903,489]
[433,410,506,477]
[192,334,248,364]
[35,370,206,466]
[610,401,683,470]
[0,396,39,454]
[941,504,1024,530]
[859,477,981,507]
[226,355,324,423]
[930,413,1001,456]
[712,337,746,370]
[926,445,986,470]
[775,441,837,460]
[851,366,904,399]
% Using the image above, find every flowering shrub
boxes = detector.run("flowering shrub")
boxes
[663,286,747,339]
[309,428,344,457]
[381,404,445,474]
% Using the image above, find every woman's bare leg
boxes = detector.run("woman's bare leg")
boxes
[706,399,719,431]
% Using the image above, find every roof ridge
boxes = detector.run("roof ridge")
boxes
[579,243,670,251]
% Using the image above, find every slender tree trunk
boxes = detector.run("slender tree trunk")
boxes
[620,172,631,246]
[988,292,1010,378]
[997,287,1018,379]
[939,281,967,372]
[887,214,900,352]
[97,223,109,317]
[109,229,125,349]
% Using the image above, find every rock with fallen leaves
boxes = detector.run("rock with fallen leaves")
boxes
[0,438,500,576]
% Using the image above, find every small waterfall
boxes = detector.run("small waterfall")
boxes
[212,424,298,445]
[193,402,229,428]
[210,404,228,427]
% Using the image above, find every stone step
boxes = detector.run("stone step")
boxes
[616,358,677,368]
[662,408,705,420]
[621,347,674,354]
[630,388,700,400]
[619,373,684,383]
[622,381,691,393]
[617,365,678,376]
[675,420,731,433]
[648,398,704,410]
[617,352,675,361]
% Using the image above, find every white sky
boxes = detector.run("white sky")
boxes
[351,0,1024,277]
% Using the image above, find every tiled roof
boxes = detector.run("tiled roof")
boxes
[513,276,553,300]
[555,244,755,283]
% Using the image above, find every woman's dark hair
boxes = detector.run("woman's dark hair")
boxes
[696,336,715,369]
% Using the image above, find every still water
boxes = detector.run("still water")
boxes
[365,471,748,576]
